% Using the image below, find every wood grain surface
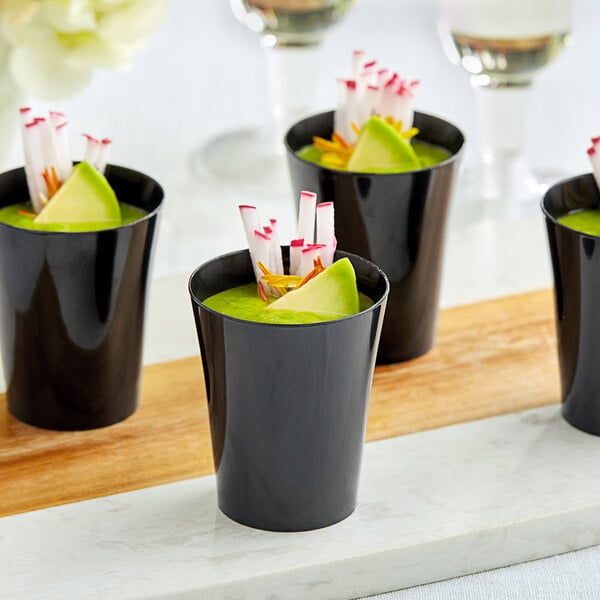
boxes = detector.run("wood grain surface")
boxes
[0,289,560,517]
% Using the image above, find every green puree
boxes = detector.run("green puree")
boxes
[558,209,600,236]
[204,283,372,325]
[297,140,450,172]
[0,202,146,232]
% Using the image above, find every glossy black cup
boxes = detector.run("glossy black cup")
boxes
[285,110,464,363]
[0,165,163,430]
[543,173,600,435]
[189,248,388,531]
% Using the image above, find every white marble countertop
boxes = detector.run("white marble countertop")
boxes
[2,0,600,598]
[3,405,600,600]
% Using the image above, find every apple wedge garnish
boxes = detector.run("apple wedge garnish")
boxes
[34,161,121,228]
[266,257,359,318]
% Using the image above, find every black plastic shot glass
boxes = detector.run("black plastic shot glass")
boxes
[189,248,388,531]
[543,173,600,436]
[0,165,163,430]
[285,110,464,363]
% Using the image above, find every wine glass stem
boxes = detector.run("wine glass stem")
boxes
[263,39,320,155]
[474,83,537,201]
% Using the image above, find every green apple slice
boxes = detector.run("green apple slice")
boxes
[346,116,420,173]
[266,257,360,318]
[34,161,121,227]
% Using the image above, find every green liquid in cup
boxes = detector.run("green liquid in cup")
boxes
[204,283,372,325]
[558,208,600,236]
[0,202,146,232]
[297,139,450,172]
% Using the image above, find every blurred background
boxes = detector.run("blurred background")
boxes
[2,0,598,282]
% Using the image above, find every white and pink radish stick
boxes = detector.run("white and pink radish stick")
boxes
[297,190,317,243]
[82,131,111,173]
[335,79,360,143]
[239,204,285,283]
[19,107,32,125]
[252,230,272,282]
[37,118,55,182]
[316,202,336,267]
[239,204,261,245]
[51,121,72,182]
[352,50,367,79]
[299,244,326,275]
[289,238,304,275]
[589,136,600,190]
[375,73,399,120]
[391,79,418,130]
[22,119,47,212]
[82,133,100,168]
[95,138,111,174]
[239,204,262,276]
[268,219,284,275]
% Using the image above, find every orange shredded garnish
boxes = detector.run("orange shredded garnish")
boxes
[332,131,350,148]
[298,257,325,288]
[320,153,346,168]
[257,261,270,276]
[17,208,36,218]
[257,281,268,302]
[313,136,351,155]
[402,127,419,140]
[42,166,62,198]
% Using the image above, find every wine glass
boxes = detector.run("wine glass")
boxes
[191,0,354,199]
[437,0,573,221]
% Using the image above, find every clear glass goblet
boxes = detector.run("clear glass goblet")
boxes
[438,0,573,221]
[191,0,354,199]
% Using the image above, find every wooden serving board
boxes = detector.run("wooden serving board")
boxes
[0,289,560,518]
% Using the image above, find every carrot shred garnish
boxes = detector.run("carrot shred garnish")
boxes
[257,281,268,303]
[257,261,271,276]
[402,127,419,140]
[17,208,36,218]
[332,131,350,148]
[298,258,325,288]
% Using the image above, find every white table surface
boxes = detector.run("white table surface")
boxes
[1,0,600,598]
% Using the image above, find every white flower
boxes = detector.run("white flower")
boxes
[0,0,167,101]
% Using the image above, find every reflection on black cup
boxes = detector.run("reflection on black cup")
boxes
[0,165,163,430]
[189,248,388,531]
[543,173,600,435]
[285,110,464,363]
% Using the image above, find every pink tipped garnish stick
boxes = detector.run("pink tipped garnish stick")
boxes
[290,238,304,276]
[95,138,111,174]
[252,230,272,282]
[268,219,284,275]
[82,133,100,167]
[589,136,600,190]
[239,205,260,245]
[299,244,326,275]
[22,119,46,212]
[352,50,366,78]
[52,122,72,181]
[297,190,317,243]
[239,205,261,274]
[316,202,335,267]
[19,107,32,124]
[239,205,285,282]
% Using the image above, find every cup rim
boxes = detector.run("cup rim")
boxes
[188,247,390,328]
[284,109,465,177]
[541,172,600,238]
[0,163,164,236]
